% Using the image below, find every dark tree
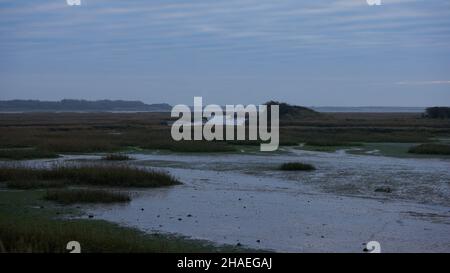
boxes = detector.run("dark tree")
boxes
[425,107,450,119]
[264,101,319,119]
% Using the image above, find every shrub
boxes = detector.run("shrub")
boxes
[279,162,316,171]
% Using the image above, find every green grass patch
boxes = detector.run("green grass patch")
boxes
[347,142,415,157]
[408,143,450,155]
[279,162,315,171]
[280,127,438,144]
[0,165,181,188]
[44,189,130,204]
[0,191,251,253]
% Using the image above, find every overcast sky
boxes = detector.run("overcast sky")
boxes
[0,0,449,106]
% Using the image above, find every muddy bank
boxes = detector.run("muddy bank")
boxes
[3,149,450,252]
[85,166,450,252]
[84,150,450,252]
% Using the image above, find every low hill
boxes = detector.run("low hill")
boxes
[0,99,171,112]
[264,101,321,120]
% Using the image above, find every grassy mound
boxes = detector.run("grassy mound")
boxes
[279,162,316,171]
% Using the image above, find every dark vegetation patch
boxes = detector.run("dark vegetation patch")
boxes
[408,143,450,155]
[0,165,181,188]
[265,101,321,120]
[44,189,130,204]
[374,187,392,193]
[6,180,66,190]
[280,127,438,144]
[279,162,316,171]
[425,107,450,119]
[0,148,58,160]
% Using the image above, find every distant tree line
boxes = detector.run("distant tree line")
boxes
[425,107,450,119]
[0,99,171,112]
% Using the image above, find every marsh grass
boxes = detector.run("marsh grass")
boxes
[44,189,130,204]
[0,217,220,253]
[0,148,58,160]
[0,191,251,253]
[281,128,436,144]
[1,112,449,154]
[280,162,316,171]
[0,165,181,188]
[102,154,131,161]
[408,143,450,155]
[6,180,66,190]
[139,141,234,152]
